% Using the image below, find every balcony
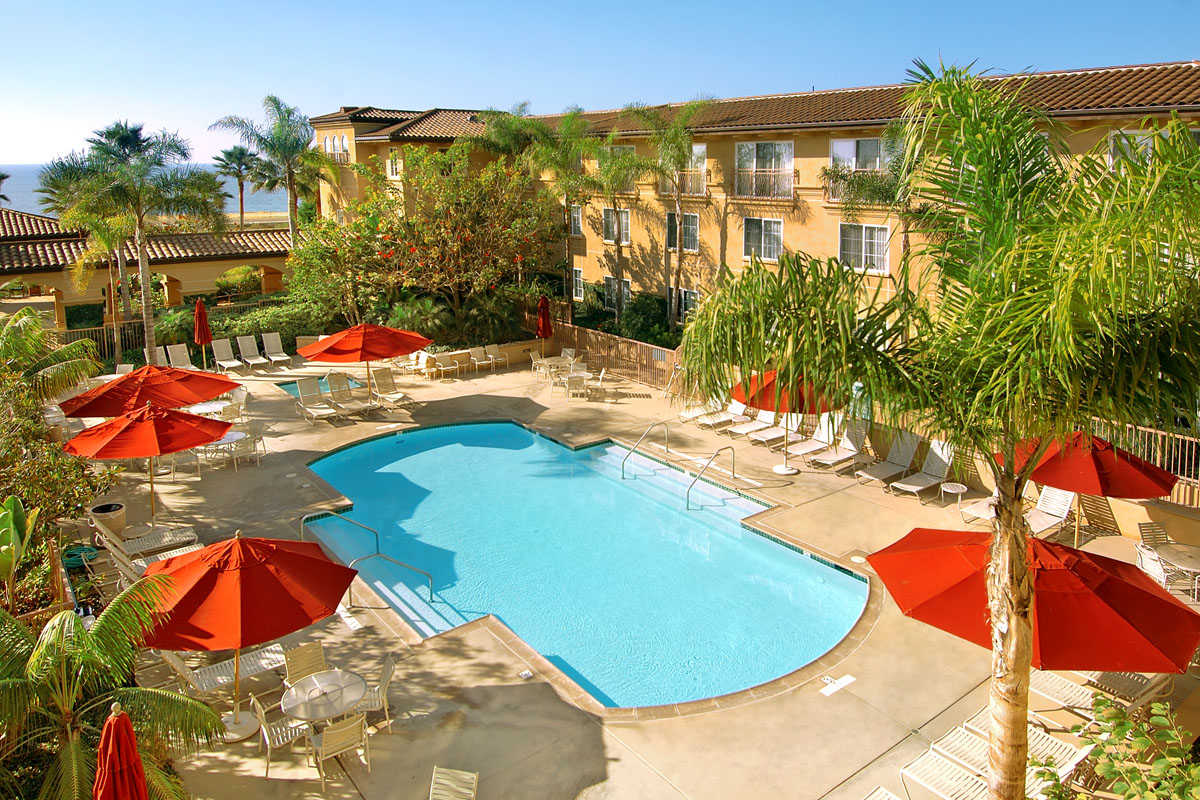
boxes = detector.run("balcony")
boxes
[658,170,708,197]
[329,151,350,164]
[825,168,885,201]
[734,169,793,199]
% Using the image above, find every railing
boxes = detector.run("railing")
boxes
[686,446,736,510]
[346,553,434,607]
[622,421,669,479]
[61,320,144,361]
[658,170,707,196]
[734,169,794,199]
[541,321,678,390]
[1096,421,1200,509]
[329,151,350,164]
[826,169,886,201]
[299,510,380,553]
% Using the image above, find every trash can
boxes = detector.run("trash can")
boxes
[89,502,126,539]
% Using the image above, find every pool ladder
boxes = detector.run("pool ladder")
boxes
[686,446,736,511]
[299,510,435,604]
[621,421,669,479]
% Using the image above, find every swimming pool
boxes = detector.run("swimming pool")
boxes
[308,422,867,708]
[277,376,363,397]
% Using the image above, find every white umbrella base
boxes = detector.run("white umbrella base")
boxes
[221,712,260,742]
[773,464,800,475]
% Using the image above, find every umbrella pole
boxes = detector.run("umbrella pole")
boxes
[149,457,156,522]
[202,347,207,371]
[232,649,241,724]
[1074,497,1082,549]
[366,360,372,400]
[220,647,259,741]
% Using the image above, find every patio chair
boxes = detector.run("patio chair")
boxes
[561,348,576,359]
[218,435,261,471]
[101,534,202,576]
[210,338,244,373]
[1078,495,1122,538]
[677,399,721,424]
[1025,486,1076,537]
[888,440,957,502]
[429,767,479,800]
[249,693,309,777]
[166,344,196,370]
[1076,670,1174,707]
[162,450,202,481]
[369,367,415,410]
[860,789,901,800]
[900,751,988,800]
[1138,521,1173,547]
[284,641,327,687]
[784,412,842,461]
[355,653,396,732]
[855,431,921,488]
[261,332,292,368]
[144,345,167,366]
[308,713,370,791]
[236,336,271,371]
[1028,669,1099,723]
[808,417,872,471]
[960,488,999,524]
[115,363,135,375]
[327,371,379,418]
[930,722,1089,789]
[484,343,509,369]
[748,413,803,448]
[550,371,587,401]
[160,644,288,700]
[294,377,347,424]
[90,518,197,556]
[393,351,423,377]
[1135,543,1186,590]
[695,399,751,429]
[469,347,495,372]
[727,408,776,438]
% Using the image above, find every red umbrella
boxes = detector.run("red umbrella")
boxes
[297,323,432,398]
[868,527,1200,672]
[535,296,553,355]
[61,365,240,418]
[143,534,357,739]
[730,370,837,414]
[63,404,231,519]
[193,299,212,371]
[93,702,148,800]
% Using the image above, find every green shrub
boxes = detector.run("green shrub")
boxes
[460,292,521,346]
[214,265,262,300]
[617,294,681,349]
[65,302,104,330]
[388,296,454,344]
[154,307,194,345]
[223,302,329,352]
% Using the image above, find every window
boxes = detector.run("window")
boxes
[335,208,345,225]
[830,138,884,171]
[572,268,584,301]
[602,208,630,244]
[666,212,699,252]
[743,217,783,261]
[839,223,889,274]
[332,136,340,153]
[735,141,793,198]
[341,135,349,153]
[386,147,400,178]
[603,276,631,311]
[673,286,700,320]
[323,136,331,153]
[661,143,707,195]
[569,205,583,236]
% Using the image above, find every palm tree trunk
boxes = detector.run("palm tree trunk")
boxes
[987,480,1033,800]
[669,186,683,327]
[614,202,624,324]
[285,171,298,244]
[116,245,133,319]
[107,261,122,365]
[237,179,245,229]
[135,224,158,365]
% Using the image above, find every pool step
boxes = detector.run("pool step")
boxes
[585,447,766,519]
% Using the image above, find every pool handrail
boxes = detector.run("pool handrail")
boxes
[622,421,669,479]
[686,446,736,511]
[299,510,380,554]
[347,553,435,605]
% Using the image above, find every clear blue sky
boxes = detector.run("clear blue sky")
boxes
[2,0,1195,164]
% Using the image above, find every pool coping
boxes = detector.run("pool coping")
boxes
[300,417,884,721]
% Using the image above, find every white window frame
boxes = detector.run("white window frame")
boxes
[666,211,700,253]
[386,147,400,178]
[742,216,783,262]
[572,268,584,301]
[341,135,349,153]
[323,136,331,153]
[603,276,631,311]
[829,137,885,171]
[569,205,583,237]
[839,222,890,275]
[602,207,631,244]
[335,208,345,225]
[1108,129,1155,166]
[672,286,701,320]
[734,140,794,198]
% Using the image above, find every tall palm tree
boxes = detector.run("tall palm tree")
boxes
[213,145,258,229]
[677,62,1200,800]
[467,102,550,164]
[0,307,99,401]
[0,578,223,799]
[592,138,656,322]
[0,171,9,204]
[622,99,711,326]
[211,96,315,242]
[248,145,339,220]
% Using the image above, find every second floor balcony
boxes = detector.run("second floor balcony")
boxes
[658,170,708,197]
[329,151,350,164]
[734,169,794,199]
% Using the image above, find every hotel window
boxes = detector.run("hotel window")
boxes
[734,141,793,198]
[569,205,583,236]
[661,144,707,195]
[335,208,345,225]
[602,208,630,244]
[323,136,331,153]
[341,135,349,152]
[829,138,887,199]
[743,217,783,261]
[839,223,889,274]
[674,286,700,320]
[572,268,584,301]
[386,148,400,178]
[332,136,340,153]
[666,212,699,252]
[603,276,631,311]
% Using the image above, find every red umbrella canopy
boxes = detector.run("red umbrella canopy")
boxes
[92,706,149,800]
[1005,432,1177,498]
[63,404,232,459]
[536,296,553,340]
[193,298,212,347]
[296,323,432,363]
[142,535,357,651]
[61,365,240,418]
[730,370,838,414]
[868,527,1200,672]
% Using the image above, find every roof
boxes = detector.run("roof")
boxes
[0,229,292,276]
[310,106,425,126]
[355,109,488,142]
[0,208,81,242]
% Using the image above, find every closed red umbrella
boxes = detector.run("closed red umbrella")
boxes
[536,296,553,355]
[868,527,1200,672]
[143,534,357,739]
[63,404,231,519]
[61,365,240,418]
[297,323,432,398]
[193,299,212,371]
[93,702,148,800]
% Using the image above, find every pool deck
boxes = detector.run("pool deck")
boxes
[96,359,1197,799]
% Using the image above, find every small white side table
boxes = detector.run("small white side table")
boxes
[940,482,969,508]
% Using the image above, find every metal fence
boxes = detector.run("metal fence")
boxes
[1096,421,1200,509]
[520,312,678,391]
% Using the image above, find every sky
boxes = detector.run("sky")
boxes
[2,0,1197,164]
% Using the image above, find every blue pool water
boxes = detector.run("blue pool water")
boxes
[308,422,868,707]
[277,376,363,397]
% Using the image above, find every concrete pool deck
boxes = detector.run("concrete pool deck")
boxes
[93,359,1197,799]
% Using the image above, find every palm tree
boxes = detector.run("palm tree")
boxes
[248,145,339,221]
[0,307,99,401]
[0,171,9,204]
[213,146,258,229]
[592,138,656,322]
[0,578,223,799]
[677,62,1200,800]
[467,102,551,165]
[211,96,316,242]
[622,99,711,326]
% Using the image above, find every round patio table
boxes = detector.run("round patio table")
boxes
[185,399,230,416]
[281,669,367,722]
[1154,543,1200,600]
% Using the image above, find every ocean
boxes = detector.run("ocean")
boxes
[0,163,288,217]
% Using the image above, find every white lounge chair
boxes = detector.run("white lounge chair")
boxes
[855,431,921,487]
[960,488,999,524]
[860,789,901,800]
[429,767,479,800]
[1029,669,1098,722]
[102,535,203,577]
[469,347,495,372]
[1076,670,1174,706]
[369,367,415,410]
[808,417,871,471]
[889,439,956,502]
[294,377,348,424]
[727,408,776,438]
[260,332,292,368]
[931,722,1088,787]
[484,344,509,369]
[678,399,721,423]
[91,519,197,556]
[784,412,841,460]
[327,371,379,417]
[236,336,270,371]
[210,338,245,373]
[696,399,751,429]
[900,751,988,800]
[1025,486,1076,536]
[748,413,803,448]
[166,344,196,370]
[160,644,287,698]
[115,363,135,375]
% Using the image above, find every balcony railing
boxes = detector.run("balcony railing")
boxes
[658,170,707,196]
[329,151,350,164]
[734,169,793,199]
[826,168,885,201]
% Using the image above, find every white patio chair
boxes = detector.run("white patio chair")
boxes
[327,371,379,417]
[784,412,841,460]
[900,751,988,800]
[261,332,292,368]
[249,693,309,777]
[236,335,270,371]
[429,767,479,800]
[860,789,901,800]
[210,338,244,373]
[283,641,327,687]
[160,644,287,700]
[727,408,776,438]
[695,399,751,429]
[144,345,166,366]
[166,344,196,370]
[855,430,921,487]
[1025,486,1076,536]
[294,377,348,424]
[888,439,957,502]
[484,343,509,368]
[469,347,495,372]
[677,399,721,423]
[748,413,803,448]
[1138,521,1173,547]
[308,714,370,790]
[369,367,415,410]
[1135,543,1186,590]
[355,653,396,732]
[808,417,872,471]
[90,518,197,556]
[960,488,999,524]
[115,363,135,375]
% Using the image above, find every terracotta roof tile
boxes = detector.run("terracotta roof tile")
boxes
[357,109,487,141]
[0,208,79,242]
[311,105,425,125]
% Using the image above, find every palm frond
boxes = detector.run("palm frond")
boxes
[107,685,223,753]
[141,755,190,800]
[36,734,94,800]
[80,577,175,685]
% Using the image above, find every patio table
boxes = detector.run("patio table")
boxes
[1154,543,1200,599]
[185,399,230,416]
[281,669,367,723]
